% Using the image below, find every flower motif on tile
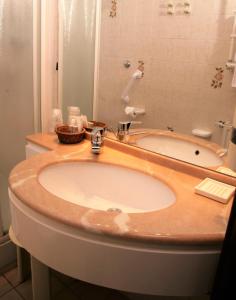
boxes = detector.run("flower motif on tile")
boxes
[138,60,145,77]
[211,67,224,89]
[109,0,117,18]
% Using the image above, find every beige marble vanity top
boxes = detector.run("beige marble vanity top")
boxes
[8,133,236,247]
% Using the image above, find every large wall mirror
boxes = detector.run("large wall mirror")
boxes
[59,0,236,178]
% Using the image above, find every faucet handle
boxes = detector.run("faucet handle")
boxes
[91,126,106,137]
[91,127,105,144]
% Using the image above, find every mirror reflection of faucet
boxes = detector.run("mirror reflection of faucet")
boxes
[117,121,131,142]
[107,121,148,143]
[116,121,148,142]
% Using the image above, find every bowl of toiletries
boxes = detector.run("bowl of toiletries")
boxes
[85,121,107,132]
[55,125,85,144]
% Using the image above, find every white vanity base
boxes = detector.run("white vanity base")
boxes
[31,256,50,300]
[10,191,220,298]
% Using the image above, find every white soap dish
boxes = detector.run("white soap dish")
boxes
[195,178,235,204]
[216,167,236,177]
[192,129,212,139]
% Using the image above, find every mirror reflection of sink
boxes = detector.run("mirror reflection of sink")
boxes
[136,134,224,168]
[38,161,176,213]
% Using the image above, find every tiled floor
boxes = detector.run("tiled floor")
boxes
[0,267,210,300]
[0,267,129,300]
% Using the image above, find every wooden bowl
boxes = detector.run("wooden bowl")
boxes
[55,125,85,144]
[85,121,107,132]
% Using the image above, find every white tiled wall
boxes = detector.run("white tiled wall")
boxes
[97,0,236,144]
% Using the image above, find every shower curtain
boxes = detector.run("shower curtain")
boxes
[0,0,35,237]
[0,208,3,237]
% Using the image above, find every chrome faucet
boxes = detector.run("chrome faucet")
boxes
[116,121,147,142]
[91,127,105,154]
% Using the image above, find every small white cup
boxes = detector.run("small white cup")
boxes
[51,108,63,132]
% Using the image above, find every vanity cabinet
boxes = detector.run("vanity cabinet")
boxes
[9,134,233,299]
[25,142,49,159]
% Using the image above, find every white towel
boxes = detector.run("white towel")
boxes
[232,67,236,87]
[227,141,236,171]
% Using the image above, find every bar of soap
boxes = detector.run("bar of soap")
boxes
[195,178,235,204]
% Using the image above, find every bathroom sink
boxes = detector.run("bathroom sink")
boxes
[38,161,176,213]
[136,135,223,167]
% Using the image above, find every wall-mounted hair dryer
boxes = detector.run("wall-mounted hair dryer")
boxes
[121,69,143,103]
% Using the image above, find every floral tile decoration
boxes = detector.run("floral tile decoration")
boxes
[138,60,145,76]
[211,67,224,89]
[110,0,117,18]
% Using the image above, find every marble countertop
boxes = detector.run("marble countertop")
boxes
[8,133,235,247]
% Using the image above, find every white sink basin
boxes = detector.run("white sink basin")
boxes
[136,135,223,168]
[38,162,176,213]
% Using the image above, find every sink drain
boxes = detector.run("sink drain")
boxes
[107,208,122,213]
